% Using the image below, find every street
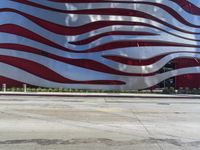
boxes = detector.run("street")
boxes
[0,96,199,150]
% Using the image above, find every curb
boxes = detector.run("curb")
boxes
[0,92,200,99]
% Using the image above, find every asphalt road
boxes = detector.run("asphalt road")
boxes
[0,96,199,150]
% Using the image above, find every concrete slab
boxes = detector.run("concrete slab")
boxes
[0,96,199,150]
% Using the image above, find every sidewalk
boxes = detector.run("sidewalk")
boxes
[0,92,200,99]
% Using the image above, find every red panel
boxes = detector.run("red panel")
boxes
[0,76,29,88]
[175,58,200,89]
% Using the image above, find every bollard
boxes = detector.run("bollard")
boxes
[23,84,27,93]
[2,83,6,92]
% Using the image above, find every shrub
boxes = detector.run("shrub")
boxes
[162,87,175,94]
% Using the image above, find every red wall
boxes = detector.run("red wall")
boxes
[175,58,200,89]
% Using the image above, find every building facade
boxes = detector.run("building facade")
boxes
[0,0,200,90]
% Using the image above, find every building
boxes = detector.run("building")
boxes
[0,0,200,90]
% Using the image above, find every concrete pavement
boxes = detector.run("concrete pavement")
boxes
[0,96,199,149]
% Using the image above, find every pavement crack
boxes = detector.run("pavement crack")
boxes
[131,109,164,150]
